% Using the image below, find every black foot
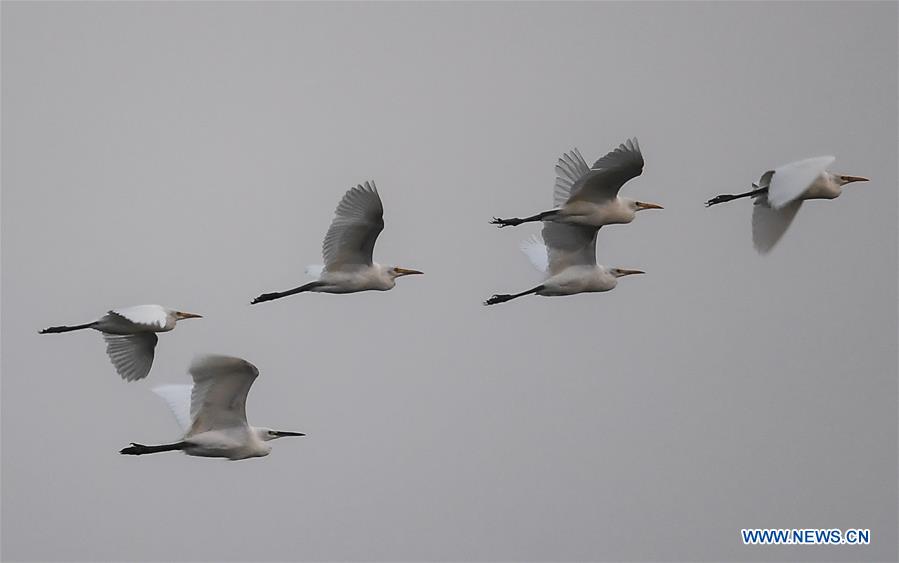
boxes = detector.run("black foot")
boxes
[484,294,514,306]
[251,293,276,305]
[490,217,522,228]
[706,195,736,207]
[120,442,146,455]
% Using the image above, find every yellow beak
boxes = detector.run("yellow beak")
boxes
[177,312,203,320]
[618,269,645,277]
[841,175,869,184]
[394,268,424,277]
[637,202,664,210]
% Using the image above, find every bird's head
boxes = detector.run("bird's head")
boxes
[609,268,646,278]
[630,200,664,212]
[836,174,869,186]
[173,311,203,321]
[387,266,424,279]
[258,428,305,442]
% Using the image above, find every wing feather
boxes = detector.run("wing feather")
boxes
[541,222,598,274]
[567,138,644,204]
[103,332,158,381]
[321,182,385,271]
[553,148,590,207]
[520,234,549,273]
[108,305,168,330]
[765,156,835,209]
[152,384,193,434]
[187,354,259,436]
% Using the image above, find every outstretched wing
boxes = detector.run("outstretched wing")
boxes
[520,234,549,273]
[108,305,168,330]
[553,148,590,207]
[103,332,158,381]
[541,222,598,275]
[567,138,644,204]
[187,355,259,436]
[321,182,385,271]
[752,198,803,253]
[766,156,835,209]
[152,384,193,434]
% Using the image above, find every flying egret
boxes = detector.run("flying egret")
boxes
[38,305,202,381]
[484,222,644,305]
[251,181,422,304]
[120,354,304,460]
[490,138,663,229]
[705,156,868,208]
[705,156,869,253]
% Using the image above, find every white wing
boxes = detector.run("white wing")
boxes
[520,234,549,273]
[305,264,324,278]
[553,148,590,207]
[103,332,158,381]
[541,222,598,275]
[152,384,193,434]
[321,182,385,271]
[109,304,168,330]
[765,156,835,209]
[567,138,644,204]
[187,354,259,436]
[752,199,803,254]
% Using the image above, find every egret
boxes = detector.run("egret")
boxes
[484,222,644,305]
[490,138,663,229]
[706,156,868,208]
[38,305,202,381]
[705,156,868,253]
[251,181,422,304]
[120,354,304,460]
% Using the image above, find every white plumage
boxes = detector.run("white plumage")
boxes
[39,304,202,382]
[122,355,304,461]
[252,181,422,304]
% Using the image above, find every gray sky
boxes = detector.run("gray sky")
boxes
[2,2,896,561]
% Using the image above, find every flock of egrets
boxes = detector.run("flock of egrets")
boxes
[39,137,869,461]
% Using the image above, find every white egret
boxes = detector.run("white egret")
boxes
[120,354,304,460]
[484,222,644,305]
[252,181,422,304]
[491,138,663,229]
[706,156,868,208]
[39,305,202,381]
[705,156,869,253]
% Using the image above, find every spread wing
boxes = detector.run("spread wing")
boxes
[520,234,549,273]
[553,148,591,207]
[566,138,644,204]
[152,384,193,434]
[541,222,598,275]
[752,198,803,254]
[321,181,385,271]
[187,355,259,436]
[765,156,835,209]
[103,332,158,381]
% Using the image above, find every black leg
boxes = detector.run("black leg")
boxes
[38,322,96,334]
[120,441,188,455]
[706,186,768,207]
[251,281,324,304]
[484,285,544,306]
[490,210,557,228]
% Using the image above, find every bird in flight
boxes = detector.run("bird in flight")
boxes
[39,305,202,381]
[120,354,304,460]
[252,181,422,304]
[705,156,869,253]
[705,156,868,208]
[490,138,662,229]
[484,222,644,305]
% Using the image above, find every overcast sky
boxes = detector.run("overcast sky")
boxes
[2,2,897,562]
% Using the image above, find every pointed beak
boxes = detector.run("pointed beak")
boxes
[274,431,305,437]
[394,268,424,277]
[618,269,646,277]
[177,312,203,320]
[637,202,664,210]
[841,175,869,184]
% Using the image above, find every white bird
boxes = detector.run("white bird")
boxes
[706,156,869,208]
[252,181,422,304]
[39,305,202,381]
[484,222,644,305]
[120,354,304,460]
[705,156,869,253]
[491,138,663,229]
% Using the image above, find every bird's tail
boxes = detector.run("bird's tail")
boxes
[38,322,96,334]
[120,441,188,456]
[251,281,324,304]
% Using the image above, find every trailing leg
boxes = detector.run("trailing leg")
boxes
[251,281,325,304]
[484,285,545,306]
[490,210,558,228]
[38,322,96,334]
[706,186,768,207]
[120,441,188,455]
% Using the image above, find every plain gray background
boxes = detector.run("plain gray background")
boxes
[2,2,897,561]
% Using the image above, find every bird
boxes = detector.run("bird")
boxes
[705,156,869,253]
[484,222,644,305]
[38,305,202,381]
[705,156,868,208]
[251,181,422,304]
[490,138,663,229]
[120,354,304,461]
